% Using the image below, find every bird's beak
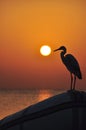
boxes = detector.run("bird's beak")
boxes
[53,48,59,52]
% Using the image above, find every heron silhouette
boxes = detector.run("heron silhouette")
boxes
[54,46,82,90]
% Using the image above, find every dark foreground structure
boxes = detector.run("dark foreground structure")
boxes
[0,90,86,130]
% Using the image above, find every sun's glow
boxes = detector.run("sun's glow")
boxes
[40,45,51,56]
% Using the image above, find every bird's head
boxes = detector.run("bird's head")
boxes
[54,46,66,52]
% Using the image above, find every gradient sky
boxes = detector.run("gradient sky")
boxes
[0,0,86,90]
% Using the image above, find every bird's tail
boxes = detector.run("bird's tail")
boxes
[77,72,82,79]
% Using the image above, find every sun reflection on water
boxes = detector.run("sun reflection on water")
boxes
[37,89,53,102]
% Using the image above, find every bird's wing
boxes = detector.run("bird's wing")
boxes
[64,54,81,73]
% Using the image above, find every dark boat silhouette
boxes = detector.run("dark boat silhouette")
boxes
[0,90,86,130]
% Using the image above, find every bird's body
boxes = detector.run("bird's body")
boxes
[54,46,82,90]
[61,53,82,79]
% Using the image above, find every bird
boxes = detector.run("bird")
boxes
[54,46,82,90]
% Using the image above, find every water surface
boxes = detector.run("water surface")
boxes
[0,89,64,119]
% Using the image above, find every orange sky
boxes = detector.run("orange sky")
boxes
[0,0,86,90]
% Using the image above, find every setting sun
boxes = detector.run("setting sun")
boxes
[40,45,51,56]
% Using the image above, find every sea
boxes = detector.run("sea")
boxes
[0,89,65,120]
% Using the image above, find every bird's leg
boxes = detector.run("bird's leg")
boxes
[73,75,76,90]
[70,73,73,90]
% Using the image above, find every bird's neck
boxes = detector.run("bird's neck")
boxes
[60,50,66,62]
